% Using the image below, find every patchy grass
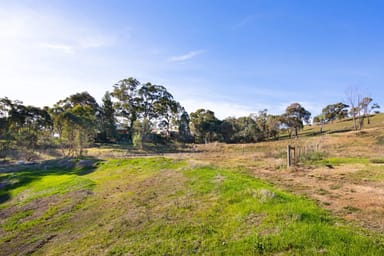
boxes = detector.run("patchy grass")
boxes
[345,165,384,182]
[316,157,370,166]
[1,157,384,255]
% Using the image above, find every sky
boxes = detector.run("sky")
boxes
[1,0,384,119]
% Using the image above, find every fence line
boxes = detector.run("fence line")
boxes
[287,143,321,167]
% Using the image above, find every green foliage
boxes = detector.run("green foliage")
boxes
[177,109,193,143]
[322,102,349,123]
[299,151,327,164]
[98,91,117,142]
[1,158,384,255]
[51,92,99,157]
[190,109,221,143]
[111,78,183,143]
[281,103,311,138]
[0,97,53,160]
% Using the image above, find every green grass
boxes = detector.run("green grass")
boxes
[315,157,370,166]
[346,165,384,182]
[1,157,384,255]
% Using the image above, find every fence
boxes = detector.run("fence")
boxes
[287,143,320,167]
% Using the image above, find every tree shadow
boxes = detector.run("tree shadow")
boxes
[0,157,100,205]
[0,193,10,204]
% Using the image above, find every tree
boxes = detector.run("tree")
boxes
[151,86,180,137]
[266,115,282,140]
[282,103,311,138]
[252,109,269,140]
[346,87,379,130]
[111,77,184,143]
[371,103,381,114]
[0,98,13,159]
[358,97,380,125]
[235,116,262,143]
[0,98,52,160]
[111,77,141,143]
[220,117,237,143]
[322,102,349,123]
[190,109,221,143]
[98,91,117,142]
[177,109,193,143]
[52,92,99,157]
[346,87,361,130]
[132,119,152,149]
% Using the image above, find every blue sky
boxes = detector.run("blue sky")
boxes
[1,0,383,119]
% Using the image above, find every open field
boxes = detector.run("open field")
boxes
[1,114,384,255]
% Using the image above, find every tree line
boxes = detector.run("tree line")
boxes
[0,77,380,160]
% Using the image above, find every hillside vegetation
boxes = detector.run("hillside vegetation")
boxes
[1,114,384,255]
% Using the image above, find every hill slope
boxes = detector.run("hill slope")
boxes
[1,157,384,255]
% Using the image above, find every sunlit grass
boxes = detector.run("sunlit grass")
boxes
[1,158,384,255]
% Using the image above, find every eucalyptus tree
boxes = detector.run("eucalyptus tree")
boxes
[111,77,141,143]
[111,77,183,143]
[52,92,99,156]
[282,103,311,138]
[266,115,282,140]
[322,102,349,123]
[0,98,52,160]
[0,98,14,159]
[177,109,193,143]
[358,97,380,125]
[190,109,221,143]
[220,117,237,143]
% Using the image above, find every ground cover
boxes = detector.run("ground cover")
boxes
[1,158,384,255]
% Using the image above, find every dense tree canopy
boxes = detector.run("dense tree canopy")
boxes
[111,78,182,143]
[190,109,221,144]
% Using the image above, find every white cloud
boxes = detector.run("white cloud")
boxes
[169,50,205,62]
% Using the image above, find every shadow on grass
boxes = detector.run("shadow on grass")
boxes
[0,193,10,204]
[0,157,100,205]
[95,142,203,156]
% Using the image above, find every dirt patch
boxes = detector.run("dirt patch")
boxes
[251,165,384,232]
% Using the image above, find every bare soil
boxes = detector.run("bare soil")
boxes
[252,165,384,232]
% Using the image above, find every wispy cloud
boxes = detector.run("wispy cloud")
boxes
[169,50,205,62]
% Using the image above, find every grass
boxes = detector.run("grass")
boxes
[1,157,384,255]
[345,165,384,182]
[317,157,370,166]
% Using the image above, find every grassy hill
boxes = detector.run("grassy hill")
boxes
[1,114,384,255]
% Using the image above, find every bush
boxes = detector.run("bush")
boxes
[299,151,327,163]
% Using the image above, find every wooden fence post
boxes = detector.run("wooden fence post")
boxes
[287,145,291,167]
